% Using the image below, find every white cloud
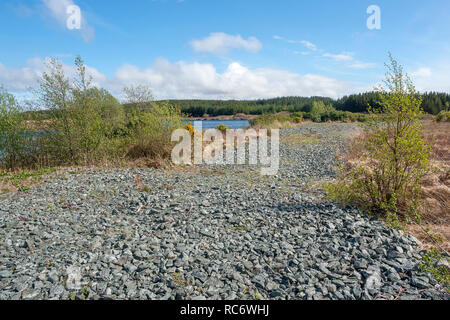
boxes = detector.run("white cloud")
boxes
[323,52,354,61]
[348,62,377,69]
[0,57,352,100]
[190,33,262,55]
[322,52,376,69]
[294,51,310,56]
[273,36,317,51]
[42,0,94,42]
[411,67,432,78]
[0,57,106,92]
[300,40,317,51]
[411,65,450,93]
[273,36,374,69]
[0,60,42,90]
[112,59,350,99]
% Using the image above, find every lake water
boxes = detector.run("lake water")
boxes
[182,120,250,130]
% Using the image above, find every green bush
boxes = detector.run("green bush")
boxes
[325,54,431,225]
[125,101,182,159]
[86,87,126,137]
[249,113,295,127]
[310,101,334,122]
[291,111,305,121]
[38,57,114,164]
[215,123,231,132]
[0,56,184,170]
[418,250,450,287]
[249,108,367,127]
[436,110,450,122]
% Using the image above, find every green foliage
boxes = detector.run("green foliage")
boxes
[86,87,126,136]
[336,91,450,115]
[249,106,367,127]
[0,167,54,184]
[161,96,335,117]
[39,56,115,164]
[123,85,155,112]
[125,101,182,159]
[249,113,294,127]
[21,91,450,121]
[325,54,431,223]
[1,56,183,170]
[215,123,231,132]
[310,101,331,122]
[418,250,450,287]
[153,92,449,117]
[436,110,450,122]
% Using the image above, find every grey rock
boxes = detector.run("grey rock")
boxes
[0,123,447,301]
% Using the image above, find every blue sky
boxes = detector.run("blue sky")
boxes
[1,0,449,100]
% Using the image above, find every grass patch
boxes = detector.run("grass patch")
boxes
[173,272,189,287]
[0,167,54,184]
[405,120,450,252]
[250,112,302,129]
[418,249,450,288]
[0,167,56,193]
[233,226,248,232]
[281,133,321,145]
[436,110,450,123]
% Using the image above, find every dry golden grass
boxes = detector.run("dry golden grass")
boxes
[250,120,299,130]
[405,120,450,251]
[336,120,449,251]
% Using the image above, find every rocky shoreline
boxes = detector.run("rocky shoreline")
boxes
[0,123,448,300]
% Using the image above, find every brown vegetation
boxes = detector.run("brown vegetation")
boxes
[406,120,450,251]
[340,120,449,251]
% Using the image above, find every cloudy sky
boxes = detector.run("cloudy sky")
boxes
[1,0,450,100]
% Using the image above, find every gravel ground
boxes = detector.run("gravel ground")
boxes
[0,123,448,300]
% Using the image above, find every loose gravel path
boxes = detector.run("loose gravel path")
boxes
[0,123,448,300]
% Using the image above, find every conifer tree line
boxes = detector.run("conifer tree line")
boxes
[23,91,450,119]
[156,92,449,117]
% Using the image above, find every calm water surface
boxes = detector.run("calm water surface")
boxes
[182,120,250,130]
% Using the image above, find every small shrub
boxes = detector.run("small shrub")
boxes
[215,123,231,132]
[125,102,182,160]
[184,122,195,135]
[309,101,334,122]
[18,186,31,192]
[38,56,114,165]
[291,112,305,123]
[436,111,450,122]
[35,57,182,165]
[325,54,431,224]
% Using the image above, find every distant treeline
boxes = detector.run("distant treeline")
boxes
[166,92,450,117]
[335,91,450,114]
[25,91,450,120]
[166,97,335,117]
